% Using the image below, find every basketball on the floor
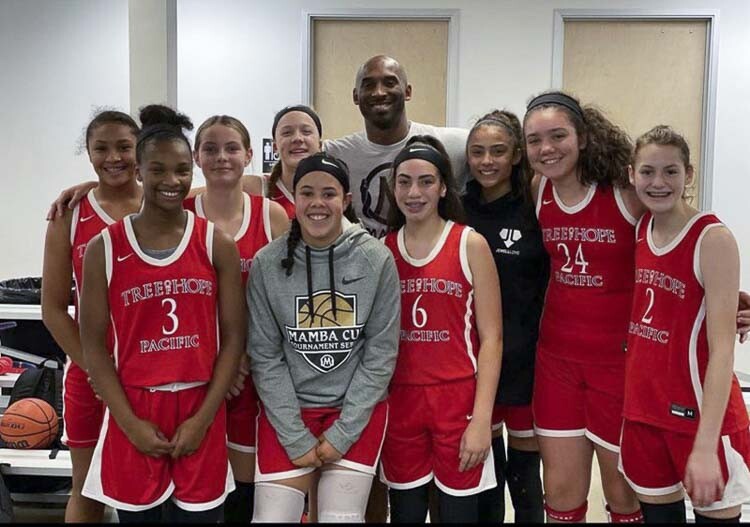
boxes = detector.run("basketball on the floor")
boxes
[0,397,58,449]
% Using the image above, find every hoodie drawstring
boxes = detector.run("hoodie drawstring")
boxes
[328,246,337,318]
[305,245,314,323]
[303,244,338,324]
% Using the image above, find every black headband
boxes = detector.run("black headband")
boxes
[472,116,517,139]
[272,105,322,137]
[526,93,584,121]
[393,143,451,178]
[293,152,350,192]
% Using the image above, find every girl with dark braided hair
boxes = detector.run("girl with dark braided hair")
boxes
[247,152,400,522]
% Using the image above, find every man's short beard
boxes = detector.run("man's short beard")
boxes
[362,100,405,130]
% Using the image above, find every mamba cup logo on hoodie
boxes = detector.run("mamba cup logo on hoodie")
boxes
[285,290,364,373]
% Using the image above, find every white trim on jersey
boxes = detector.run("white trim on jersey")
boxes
[101,228,113,284]
[613,186,638,226]
[236,193,251,241]
[276,180,294,204]
[553,181,597,215]
[110,313,120,369]
[206,221,215,266]
[635,214,645,237]
[585,429,620,453]
[254,463,314,483]
[688,300,706,416]
[171,465,235,512]
[82,408,176,511]
[379,469,434,491]
[396,220,454,267]
[696,435,750,512]
[259,174,270,197]
[507,427,535,439]
[194,194,205,216]
[535,176,547,218]
[262,196,272,243]
[124,210,195,267]
[195,192,252,243]
[494,421,535,438]
[60,359,73,446]
[334,459,378,476]
[692,222,722,287]
[618,467,683,497]
[534,426,586,438]
[456,225,478,372]
[463,290,478,374]
[647,211,716,256]
[434,447,497,497]
[70,201,80,245]
[227,441,256,454]
[86,188,117,225]
[458,226,473,285]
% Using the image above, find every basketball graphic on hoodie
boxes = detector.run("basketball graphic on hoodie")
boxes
[285,290,364,373]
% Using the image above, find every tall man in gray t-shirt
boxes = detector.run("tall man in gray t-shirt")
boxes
[324,55,468,238]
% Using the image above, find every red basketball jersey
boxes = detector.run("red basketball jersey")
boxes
[186,192,272,285]
[71,189,116,316]
[102,211,219,387]
[624,212,749,435]
[266,176,295,219]
[536,178,636,364]
[384,221,480,385]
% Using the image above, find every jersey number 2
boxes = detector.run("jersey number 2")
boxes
[641,287,655,324]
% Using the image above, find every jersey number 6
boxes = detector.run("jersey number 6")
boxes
[412,294,428,328]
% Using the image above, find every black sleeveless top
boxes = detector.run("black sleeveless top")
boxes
[463,180,549,405]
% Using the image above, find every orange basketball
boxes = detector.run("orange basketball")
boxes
[0,398,59,449]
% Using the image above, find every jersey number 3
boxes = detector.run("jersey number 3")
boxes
[161,297,179,335]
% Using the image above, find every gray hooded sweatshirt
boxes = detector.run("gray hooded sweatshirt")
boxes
[247,222,400,460]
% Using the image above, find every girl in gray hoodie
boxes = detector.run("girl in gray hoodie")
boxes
[247,152,400,522]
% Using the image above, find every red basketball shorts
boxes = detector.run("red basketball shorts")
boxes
[380,378,497,496]
[62,360,104,448]
[255,400,388,482]
[619,419,750,511]
[226,376,259,453]
[533,351,625,451]
[82,384,234,511]
[492,404,534,438]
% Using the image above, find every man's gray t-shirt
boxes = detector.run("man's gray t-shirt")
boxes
[324,122,469,238]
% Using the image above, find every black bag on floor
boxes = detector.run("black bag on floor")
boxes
[0,471,14,523]
[2,357,71,494]
[7,357,65,446]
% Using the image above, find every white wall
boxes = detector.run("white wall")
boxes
[177,0,750,360]
[0,0,130,280]
[2,1,749,360]
[176,0,750,240]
